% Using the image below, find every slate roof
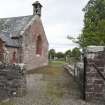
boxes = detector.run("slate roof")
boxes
[0,15,33,48]
[0,32,20,48]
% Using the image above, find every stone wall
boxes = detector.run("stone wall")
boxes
[0,64,26,101]
[22,15,48,70]
[6,47,19,63]
[85,46,105,102]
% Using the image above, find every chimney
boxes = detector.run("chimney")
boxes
[32,1,42,17]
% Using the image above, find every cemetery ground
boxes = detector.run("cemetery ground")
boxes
[0,61,103,105]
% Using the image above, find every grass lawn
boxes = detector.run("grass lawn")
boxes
[49,60,65,66]
[0,101,13,105]
[27,60,65,75]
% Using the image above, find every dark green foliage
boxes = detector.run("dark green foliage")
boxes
[65,50,72,57]
[79,0,105,48]
[55,52,64,59]
[64,48,81,63]
[71,47,81,60]
[48,49,56,60]
[64,50,72,63]
[72,47,81,57]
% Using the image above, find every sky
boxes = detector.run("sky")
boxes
[0,0,89,52]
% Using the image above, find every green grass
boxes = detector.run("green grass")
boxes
[27,60,65,75]
[46,81,63,98]
[27,60,65,104]
[0,101,14,105]
[49,60,65,66]
[45,60,65,104]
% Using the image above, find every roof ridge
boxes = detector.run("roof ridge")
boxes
[0,15,33,19]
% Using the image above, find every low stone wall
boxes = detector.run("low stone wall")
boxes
[85,46,105,102]
[0,64,26,101]
[64,64,75,76]
[64,63,84,95]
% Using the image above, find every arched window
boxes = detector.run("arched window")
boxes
[11,51,17,64]
[0,39,4,62]
[36,35,42,55]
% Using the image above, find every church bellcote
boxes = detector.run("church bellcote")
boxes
[32,1,42,17]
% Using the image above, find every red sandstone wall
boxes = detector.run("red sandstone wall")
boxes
[85,46,105,102]
[7,47,19,63]
[22,16,48,70]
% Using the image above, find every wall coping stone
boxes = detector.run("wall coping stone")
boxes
[86,46,105,53]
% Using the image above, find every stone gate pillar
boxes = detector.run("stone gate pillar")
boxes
[85,46,105,102]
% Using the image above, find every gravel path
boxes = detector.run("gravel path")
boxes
[3,63,104,105]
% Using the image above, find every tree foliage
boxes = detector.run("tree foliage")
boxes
[56,52,64,59]
[71,47,81,59]
[64,48,81,63]
[48,49,56,60]
[78,0,105,48]
[65,50,72,56]
[64,50,72,63]
[48,49,65,61]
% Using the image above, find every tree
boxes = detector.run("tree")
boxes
[48,49,56,60]
[65,50,72,56]
[78,0,105,48]
[71,47,81,61]
[55,52,64,59]
[65,50,72,63]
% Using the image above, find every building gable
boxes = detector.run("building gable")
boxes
[0,1,48,70]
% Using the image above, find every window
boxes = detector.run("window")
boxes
[36,35,42,56]
[11,51,17,64]
[0,39,4,62]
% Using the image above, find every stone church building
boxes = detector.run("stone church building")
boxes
[0,1,49,70]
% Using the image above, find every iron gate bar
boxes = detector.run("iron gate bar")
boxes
[83,56,87,100]
[89,63,105,81]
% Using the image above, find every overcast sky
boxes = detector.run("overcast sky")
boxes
[0,0,89,52]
